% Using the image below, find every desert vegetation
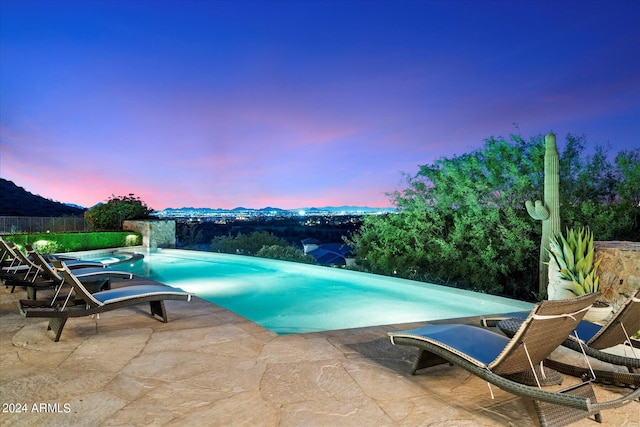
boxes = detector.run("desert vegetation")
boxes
[84,194,154,231]
[346,134,639,300]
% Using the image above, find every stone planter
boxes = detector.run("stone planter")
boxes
[547,258,575,300]
[584,304,613,324]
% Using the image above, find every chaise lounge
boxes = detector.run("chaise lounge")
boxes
[481,290,640,384]
[1,237,104,270]
[19,260,193,341]
[388,293,640,427]
[4,245,135,299]
[1,240,36,279]
[26,245,134,281]
[1,241,91,298]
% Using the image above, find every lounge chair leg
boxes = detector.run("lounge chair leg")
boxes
[412,349,450,375]
[48,317,68,342]
[149,301,168,322]
[532,382,602,427]
[545,358,640,388]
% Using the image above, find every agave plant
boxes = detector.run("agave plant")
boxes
[548,227,601,296]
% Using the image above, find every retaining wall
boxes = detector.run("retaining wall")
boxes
[595,241,640,308]
[123,220,176,249]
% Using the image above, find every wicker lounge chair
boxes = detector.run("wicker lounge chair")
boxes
[26,245,106,269]
[26,245,133,281]
[388,293,640,427]
[481,289,640,372]
[4,245,134,299]
[482,290,640,384]
[1,238,104,280]
[0,237,11,266]
[0,237,18,265]
[0,237,104,270]
[1,241,60,298]
[19,260,193,341]
[0,239,33,278]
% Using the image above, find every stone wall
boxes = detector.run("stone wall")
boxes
[595,241,640,309]
[123,220,176,249]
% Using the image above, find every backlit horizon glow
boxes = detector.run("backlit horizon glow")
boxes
[1,0,638,210]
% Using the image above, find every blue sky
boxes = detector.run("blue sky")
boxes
[1,0,638,209]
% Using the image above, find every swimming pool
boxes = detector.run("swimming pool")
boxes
[116,249,533,334]
[59,249,145,266]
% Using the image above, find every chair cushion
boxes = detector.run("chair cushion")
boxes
[498,315,602,344]
[572,320,602,343]
[92,285,188,304]
[391,324,510,366]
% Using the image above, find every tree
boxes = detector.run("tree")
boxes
[211,231,289,255]
[347,134,639,300]
[256,245,317,264]
[614,148,640,207]
[560,145,639,241]
[84,194,154,231]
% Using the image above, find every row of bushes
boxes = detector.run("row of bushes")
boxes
[5,231,142,254]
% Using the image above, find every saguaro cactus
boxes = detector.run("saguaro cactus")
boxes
[525,133,561,296]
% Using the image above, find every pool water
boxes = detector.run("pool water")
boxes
[118,249,533,334]
[60,250,144,266]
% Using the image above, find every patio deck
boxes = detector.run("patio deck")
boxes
[1,276,638,426]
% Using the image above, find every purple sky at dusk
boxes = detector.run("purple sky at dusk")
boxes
[1,0,638,210]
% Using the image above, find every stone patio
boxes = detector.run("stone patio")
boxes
[1,276,638,426]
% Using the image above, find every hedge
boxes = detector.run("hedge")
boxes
[5,231,142,254]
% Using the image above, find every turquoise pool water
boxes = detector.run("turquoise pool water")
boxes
[60,250,144,266]
[118,249,533,334]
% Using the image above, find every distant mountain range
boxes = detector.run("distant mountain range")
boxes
[155,205,396,217]
[0,178,395,217]
[159,205,393,213]
[0,178,86,216]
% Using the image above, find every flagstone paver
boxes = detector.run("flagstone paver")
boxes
[1,278,638,427]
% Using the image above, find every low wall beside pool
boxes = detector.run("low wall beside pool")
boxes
[123,220,176,249]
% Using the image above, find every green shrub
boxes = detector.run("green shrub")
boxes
[347,135,638,300]
[85,194,153,231]
[548,227,600,295]
[256,245,317,264]
[5,231,142,253]
[211,231,289,255]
